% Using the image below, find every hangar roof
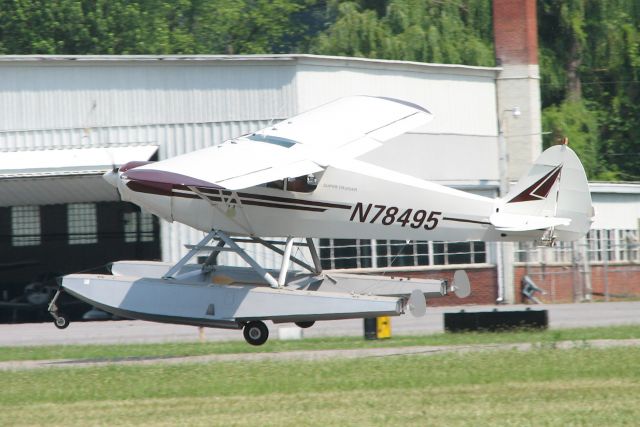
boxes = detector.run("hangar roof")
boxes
[0,145,157,206]
[0,54,501,77]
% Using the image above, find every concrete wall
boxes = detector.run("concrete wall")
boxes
[493,0,542,182]
[591,184,640,229]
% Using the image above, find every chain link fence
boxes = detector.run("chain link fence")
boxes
[517,229,640,303]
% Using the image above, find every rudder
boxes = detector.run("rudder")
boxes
[496,144,594,242]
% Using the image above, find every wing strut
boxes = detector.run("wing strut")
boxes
[277,237,295,287]
[216,232,280,288]
[161,230,323,288]
[251,237,320,274]
[162,230,217,279]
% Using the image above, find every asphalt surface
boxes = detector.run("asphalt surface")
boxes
[1,301,639,347]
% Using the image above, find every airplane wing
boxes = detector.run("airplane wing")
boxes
[124,96,433,190]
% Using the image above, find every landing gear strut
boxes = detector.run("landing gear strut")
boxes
[48,289,70,329]
[243,321,269,346]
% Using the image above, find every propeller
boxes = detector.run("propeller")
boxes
[102,147,122,197]
[408,289,427,317]
[451,270,471,298]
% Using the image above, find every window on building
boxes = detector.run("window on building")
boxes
[515,240,574,264]
[375,240,430,268]
[11,206,41,246]
[319,239,372,269]
[587,229,639,263]
[515,229,640,264]
[319,238,487,270]
[124,210,155,243]
[68,203,97,245]
[433,241,487,265]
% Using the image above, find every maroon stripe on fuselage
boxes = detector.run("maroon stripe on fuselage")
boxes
[194,186,350,210]
[236,191,351,210]
[126,180,174,197]
[239,199,326,212]
[126,180,325,212]
[123,168,224,190]
[124,173,348,212]
[443,216,491,226]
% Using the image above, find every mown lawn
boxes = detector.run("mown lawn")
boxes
[1,346,640,426]
[1,324,639,362]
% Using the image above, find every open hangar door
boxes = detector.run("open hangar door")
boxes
[0,145,161,323]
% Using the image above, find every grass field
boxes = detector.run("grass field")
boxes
[1,346,639,426]
[1,325,640,426]
[1,324,639,362]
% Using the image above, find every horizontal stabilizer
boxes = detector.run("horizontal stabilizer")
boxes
[490,212,571,231]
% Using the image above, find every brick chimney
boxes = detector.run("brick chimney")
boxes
[493,0,542,181]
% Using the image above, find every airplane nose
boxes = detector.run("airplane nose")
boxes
[103,161,154,188]
[103,169,119,188]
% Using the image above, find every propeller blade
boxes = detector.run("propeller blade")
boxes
[408,289,427,317]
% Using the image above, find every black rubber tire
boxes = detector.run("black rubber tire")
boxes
[54,314,69,330]
[295,321,315,329]
[243,321,269,346]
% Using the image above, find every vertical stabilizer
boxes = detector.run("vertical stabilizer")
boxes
[497,144,594,241]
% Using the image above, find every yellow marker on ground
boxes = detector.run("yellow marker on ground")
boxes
[376,316,391,339]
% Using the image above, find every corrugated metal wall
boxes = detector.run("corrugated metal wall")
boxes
[0,61,297,130]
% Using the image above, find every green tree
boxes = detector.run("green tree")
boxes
[539,0,640,180]
[311,0,494,66]
[0,0,313,55]
[312,2,386,57]
[541,100,610,179]
[192,0,309,54]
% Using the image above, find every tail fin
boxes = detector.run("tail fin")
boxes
[491,144,594,242]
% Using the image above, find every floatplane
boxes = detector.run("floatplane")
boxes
[49,96,593,345]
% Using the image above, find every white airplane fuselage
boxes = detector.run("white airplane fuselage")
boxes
[113,164,545,242]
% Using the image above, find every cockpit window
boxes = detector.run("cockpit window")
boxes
[246,134,297,148]
[265,174,319,193]
[286,174,318,193]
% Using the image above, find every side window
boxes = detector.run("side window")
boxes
[266,174,319,193]
[266,179,285,190]
[286,175,318,193]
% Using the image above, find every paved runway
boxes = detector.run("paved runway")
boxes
[1,301,638,347]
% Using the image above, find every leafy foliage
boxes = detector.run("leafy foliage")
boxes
[311,0,494,66]
[0,0,313,54]
[538,0,640,180]
[541,100,607,179]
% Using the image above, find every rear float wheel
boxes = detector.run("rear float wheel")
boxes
[295,321,315,329]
